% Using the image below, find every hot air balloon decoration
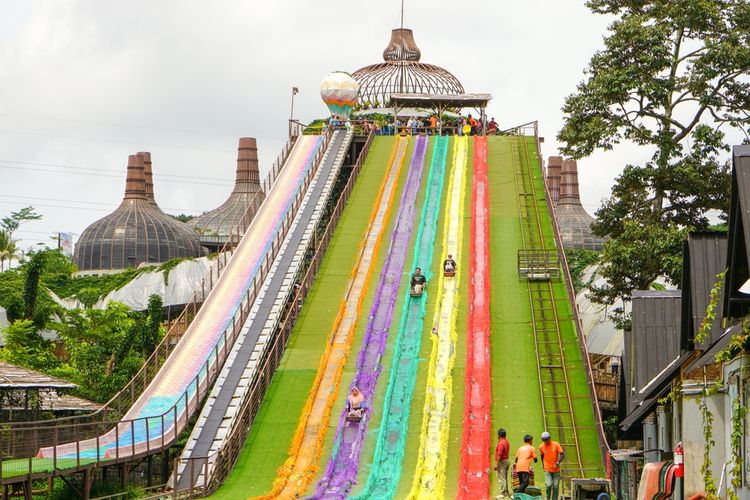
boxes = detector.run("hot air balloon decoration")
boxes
[320,71,360,119]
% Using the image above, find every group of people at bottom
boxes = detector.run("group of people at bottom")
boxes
[494,428,565,499]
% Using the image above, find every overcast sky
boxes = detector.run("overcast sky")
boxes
[0,1,743,255]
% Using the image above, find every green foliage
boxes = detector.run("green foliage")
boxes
[170,213,195,223]
[23,251,46,325]
[0,319,59,372]
[158,257,185,286]
[559,0,746,320]
[564,248,600,293]
[138,294,163,355]
[729,391,747,498]
[51,303,145,403]
[45,267,147,303]
[697,382,720,496]
[1,206,42,236]
[588,221,686,329]
[695,270,727,346]
[0,229,18,271]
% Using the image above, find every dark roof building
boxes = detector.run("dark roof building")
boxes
[188,138,265,251]
[548,157,605,251]
[74,154,203,274]
[352,28,465,109]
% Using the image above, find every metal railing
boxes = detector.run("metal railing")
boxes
[171,130,375,496]
[0,130,332,485]
[507,120,612,471]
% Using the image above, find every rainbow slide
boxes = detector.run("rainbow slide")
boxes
[457,136,492,499]
[312,135,428,498]
[37,135,323,461]
[252,137,409,499]
[407,136,468,499]
[353,136,450,500]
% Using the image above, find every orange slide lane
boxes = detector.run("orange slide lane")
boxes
[457,136,492,499]
[251,137,409,500]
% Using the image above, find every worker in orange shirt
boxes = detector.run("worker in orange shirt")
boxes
[539,431,565,500]
[514,434,538,493]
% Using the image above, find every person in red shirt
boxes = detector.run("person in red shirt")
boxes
[494,428,511,498]
[514,434,538,493]
[539,431,565,500]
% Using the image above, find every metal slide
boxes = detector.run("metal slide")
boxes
[175,129,353,490]
[31,135,326,469]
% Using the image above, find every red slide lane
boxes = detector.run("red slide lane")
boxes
[457,136,492,499]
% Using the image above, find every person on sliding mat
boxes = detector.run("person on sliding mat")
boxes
[411,267,427,295]
[346,387,365,421]
[443,255,457,275]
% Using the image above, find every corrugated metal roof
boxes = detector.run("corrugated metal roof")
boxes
[625,290,681,412]
[681,232,727,350]
[724,146,750,318]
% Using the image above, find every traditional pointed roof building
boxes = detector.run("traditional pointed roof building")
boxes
[548,157,605,251]
[74,154,202,274]
[188,137,265,251]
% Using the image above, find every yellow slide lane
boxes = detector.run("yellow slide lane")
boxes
[407,136,468,499]
[252,137,409,500]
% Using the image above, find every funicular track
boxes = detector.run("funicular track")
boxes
[510,136,587,486]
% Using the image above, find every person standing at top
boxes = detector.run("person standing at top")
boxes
[468,114,478,135]
[494,428,511,499]
[487,117,499,135]
[429,114,438,135]
[539,431,565,500]
[514,434,538,493]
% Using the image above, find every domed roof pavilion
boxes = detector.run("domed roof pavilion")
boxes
[74,154,203,274]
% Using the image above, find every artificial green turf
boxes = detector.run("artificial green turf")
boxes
[1,458,94,478]
[392,137,453,500]
[348,137,436,495]
[484,136,603,499]
[444,137,474,497]
[303,137,418,497]
[210,137,399,500]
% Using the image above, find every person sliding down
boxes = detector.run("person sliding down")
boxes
[346,387,365,421]
[443,254,457,275]
[411,267,427,295]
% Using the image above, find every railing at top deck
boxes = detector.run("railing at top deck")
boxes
[0,127,334,484]
[502,121,612,473]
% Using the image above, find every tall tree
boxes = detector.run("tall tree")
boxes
[23,251,47,325]
[558,0,749,325]
[0,230,18,272]
[1,206,42,236]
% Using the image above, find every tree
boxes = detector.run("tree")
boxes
[0,320,58,372]
[1,206,42,236]
[139,294,163,355]
[558,0,748,319]
[170,213,195,223]
[0,230,19,271]
[23,251,47,326]
[52,303,144,403]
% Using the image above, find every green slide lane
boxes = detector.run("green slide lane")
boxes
[211,136,407,499]
[485,136,602,499]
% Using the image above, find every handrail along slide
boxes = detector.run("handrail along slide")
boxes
[172,130,376,497]
[172,129,355,494]
[505,121,610,471]
[510,133,587,487]
[0,130,332,487]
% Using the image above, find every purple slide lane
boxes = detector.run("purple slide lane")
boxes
[311,135,428,499]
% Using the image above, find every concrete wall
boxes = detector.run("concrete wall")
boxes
[682,388,726,497]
